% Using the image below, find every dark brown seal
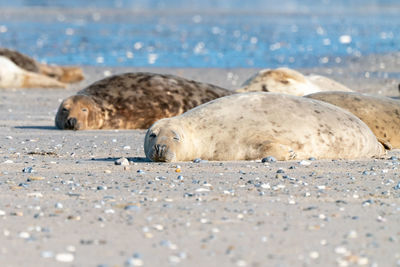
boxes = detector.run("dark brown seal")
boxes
[306,91,400,149]
[55,72,234,130]
[0,47,84,83]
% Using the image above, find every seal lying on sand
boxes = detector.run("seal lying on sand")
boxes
[55,72,233,130]
[0,56,67,88]
[144,92,384,162]
[236,68,353,96]
[0,47,84,83]
[305,91,400,149]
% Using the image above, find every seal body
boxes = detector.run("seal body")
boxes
[0,56,67,88]
[55,72,233,130]
[236,68,353,96]
[306,91,400,149]
[0,48,84,83]
[145,92,384,162]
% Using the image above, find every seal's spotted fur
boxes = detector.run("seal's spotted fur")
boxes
[145,92,384,162]
[55,72,233,130]
[306,91,400,149]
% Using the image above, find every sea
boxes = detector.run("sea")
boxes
[0,0,399,68]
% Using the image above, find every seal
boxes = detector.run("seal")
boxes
[305,91,400,149]
[0,56,67,88]
[144,92,384,162]
[55,72,234,130]
[0,47,84,83]
[236,68,353,96]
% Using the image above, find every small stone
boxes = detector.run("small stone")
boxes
[123,145,131,150]
[389,156,398,161]
[22,167,34,173]
[393,182,400,190]
[3,160,13,164]
[0,210,5,216]
[125,258,144,266]
[97,185,107,190]
[55,202,63,209]
[262,156,276,163]
[137,169,145,174]
[41,251,54,258]
[115,157,129,166]
[309,251,319,259]
[19,232,30,239]
[308,157,316,161]
[299,160,311,166]
[55,253,74,262]
[177,175,184,180]
[27,176,45,181]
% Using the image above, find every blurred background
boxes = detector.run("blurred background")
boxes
[0,0,398,68]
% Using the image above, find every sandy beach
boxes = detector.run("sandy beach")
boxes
[1,57,400,267]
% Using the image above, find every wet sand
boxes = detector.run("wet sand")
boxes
[1,60,400,266]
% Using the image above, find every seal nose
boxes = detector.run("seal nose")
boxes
[66,117,77,129]
[154,144,167,159]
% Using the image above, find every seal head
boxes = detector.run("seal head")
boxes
[145,120,191,162]
[55,95,103,130]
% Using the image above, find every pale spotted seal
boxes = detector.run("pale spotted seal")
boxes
[55,72,233,130]
[236,68,353,96]
[144,92,384,162]
[0,56,67,88]
[0,47,84,83]
[305,91,400,149]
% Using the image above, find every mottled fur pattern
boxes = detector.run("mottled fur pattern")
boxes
[306,91,400,149]
[237,68,353,96]
[55,72,233,130]
[0,47,84,83]
[145,92,385,162]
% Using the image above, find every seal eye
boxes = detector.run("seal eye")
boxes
[82,108,88,112]
[62,108,68,113]
[173,136,180,141]
[149,133,156,138]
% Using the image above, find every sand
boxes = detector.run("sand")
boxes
[1,60,400,267]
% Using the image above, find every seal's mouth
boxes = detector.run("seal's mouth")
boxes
[150,144,174,162]
[63,117,79,130]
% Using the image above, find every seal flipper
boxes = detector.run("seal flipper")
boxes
[377,138,392,150]
[259,142,296,161]
[22,71,67,88]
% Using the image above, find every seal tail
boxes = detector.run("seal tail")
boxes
[22,71,67,88]
[38,64,84,83]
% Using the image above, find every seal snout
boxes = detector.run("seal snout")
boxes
[153,144,167,161]
[65,117,77,129]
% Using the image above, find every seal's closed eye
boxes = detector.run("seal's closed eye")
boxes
[82,108,88,112]
[149,133,156,138]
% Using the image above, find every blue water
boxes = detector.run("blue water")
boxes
[0,0,399,68]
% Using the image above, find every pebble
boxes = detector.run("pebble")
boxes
[0,210,5,216]
[97,185,108,190]
[22,167,34,173]
[55,253,74,263]
[299,160,311,166]
[137,169,145,174]
[125,258,144,266]
[27,176,45,181]
[262,156,276,163]
[389,156,398,161]
[55,202,63,209]
[115,157,129,166]
[193,158,208,163]
[309,251,319,259]
[394,182,400,190]
[41,251,54,258]
[19,232,30,239]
